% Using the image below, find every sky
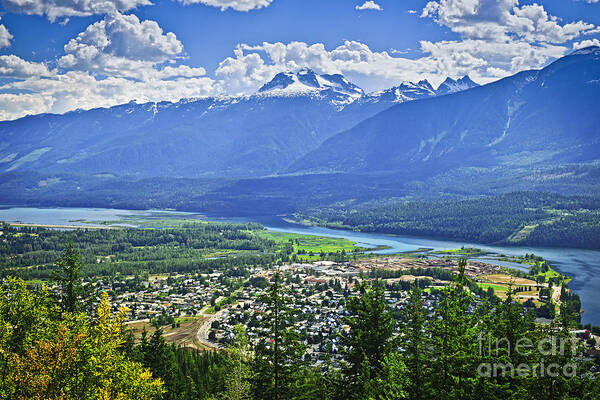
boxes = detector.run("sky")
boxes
[0,0,598,120]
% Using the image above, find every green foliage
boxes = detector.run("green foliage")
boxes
[53,239,83,314]
[298,192,600,249]
[0,222,276,280]
[251,272,306,400]
[341,279,396,399]
[0,279,164,400]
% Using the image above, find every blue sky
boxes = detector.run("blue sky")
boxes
[0,0,598,120]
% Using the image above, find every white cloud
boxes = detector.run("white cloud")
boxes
[573,38,600,49]
[0,20,12,48]
[0,70,221,120]
[422,0,597,43]
[178,0,273,11]
[0,93,54,121]
[355,1,382,11]
[408,10,417,14]
[58,12,184,79]
[419,0,599,80]
[0,55,53,78]
[216,41,443,93]
[0,12,221,120]
[1,0,151,22]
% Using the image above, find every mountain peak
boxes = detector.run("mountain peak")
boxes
[257,70,363,99]
[361,79,437,104]
[436,75,479,95]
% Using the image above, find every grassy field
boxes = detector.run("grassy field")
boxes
[477,273,541,302]
[432,247,488,257]
[257,231,368,261]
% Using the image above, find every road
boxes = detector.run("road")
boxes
[196,308,227,350]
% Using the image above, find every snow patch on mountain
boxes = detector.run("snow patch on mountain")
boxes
[361,80,437,104]
[259,69,363,97]
[436,76,479,96]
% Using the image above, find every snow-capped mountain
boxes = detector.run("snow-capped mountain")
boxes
[0,68,481,178]
[258,68,364,98]
[436,75,479,96]
[360,80,437,104]
[291,47,600,176]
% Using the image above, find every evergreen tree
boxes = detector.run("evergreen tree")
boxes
[428,259,479,399]
[401,283,429,400]
[53,239,83,314]
[140,326,177,399]
[341,279,395,399]
[252,271,306,400]
[220,324,252,400]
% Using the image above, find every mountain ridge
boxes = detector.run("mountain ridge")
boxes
[0,69,479,178]
[289,46,600,176]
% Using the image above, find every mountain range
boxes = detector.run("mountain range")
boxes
[1,47,599,215]
[290,47,600,175]
[0,69,476,178]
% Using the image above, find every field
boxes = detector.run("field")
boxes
[479,273,537,286]
[126,316,208,350]
[258,230,369,259]
[476,273,541,302]
[432,247,488,257]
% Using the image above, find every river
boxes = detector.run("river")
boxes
[1,206,599,325]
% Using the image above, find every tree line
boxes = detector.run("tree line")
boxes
[297,192,600,249]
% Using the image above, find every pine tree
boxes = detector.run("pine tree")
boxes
[140,326,177,399]
[221,324,252,400]
[341,279,395,399]
[252,271,306,400]
[401,283,429,400]
[428,259,479,399]
[53,239,84,314]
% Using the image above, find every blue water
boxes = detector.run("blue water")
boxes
[1,206,600,325]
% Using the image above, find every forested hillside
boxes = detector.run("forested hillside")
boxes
[296,192,600,249]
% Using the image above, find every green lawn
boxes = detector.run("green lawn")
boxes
[432,247,487,257]
[477,283,509,293]
[258,231,365,254]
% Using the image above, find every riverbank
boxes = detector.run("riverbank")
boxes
[1,206,600,324]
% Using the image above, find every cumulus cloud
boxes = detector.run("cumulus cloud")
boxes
[0,70,221,120]
[178,0,273,11]
[0,20,12,48]
[419,0,599,79]
[1,0,151,22]
[215,41,442,93]
[355,1,382,11]
[573,38,600,49]
[58,12,184,79]
[0,12,220,120]
[0,55,53,78]
[422,0,597,43]
[0,93,54,121]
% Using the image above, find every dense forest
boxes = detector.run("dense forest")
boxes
[2,253,600,400]
[297,192,600,249]
[0,222,279,280]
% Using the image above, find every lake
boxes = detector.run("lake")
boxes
[1,206,600,325]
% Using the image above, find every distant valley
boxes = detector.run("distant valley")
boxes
[1,48,600,249]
